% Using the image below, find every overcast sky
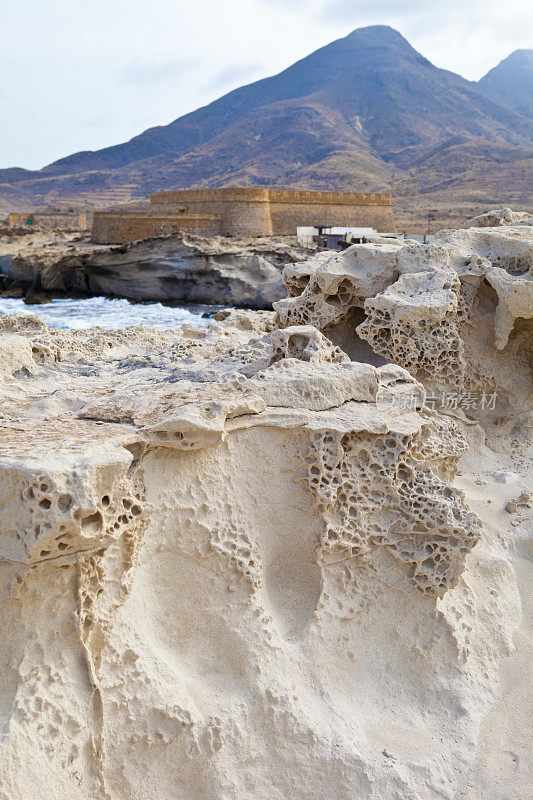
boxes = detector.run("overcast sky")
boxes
[1,0,531,170]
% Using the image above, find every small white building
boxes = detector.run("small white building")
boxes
[297,226,377,249]
[297,227,434,250]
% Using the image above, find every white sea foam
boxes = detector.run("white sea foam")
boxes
[0,296,212,330]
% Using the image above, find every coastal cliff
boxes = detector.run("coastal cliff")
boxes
[0,233,308,309]
[0,211,531,800]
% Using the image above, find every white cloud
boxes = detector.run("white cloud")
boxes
[207,63,264,90]
[121,58,199,87]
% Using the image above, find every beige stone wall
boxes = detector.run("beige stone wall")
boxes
[8,212,88,231]
[266,191,396,234]
[150,187,270,210]
[150,188,396,235]
[91,188,396,243]
[150,188,273,237]
[220,199,273,236]
[91,212,221,244]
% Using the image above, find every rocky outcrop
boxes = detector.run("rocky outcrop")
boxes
[463,207,533,227]
[275,222,533,420]
[0,213,531,800]
[0,232,308,309]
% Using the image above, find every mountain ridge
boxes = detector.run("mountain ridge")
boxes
[1,25,531,230]
[478,49,533,119]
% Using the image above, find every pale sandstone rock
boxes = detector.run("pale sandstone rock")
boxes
[275,215,533,419]
[0,216,531,800]
[506,490,533,514]
[463,207,533,228]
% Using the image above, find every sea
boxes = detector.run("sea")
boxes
[0,296,214,330]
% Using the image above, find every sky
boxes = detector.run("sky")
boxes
[1,0,531,170]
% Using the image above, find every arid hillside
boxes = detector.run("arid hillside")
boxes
[1,26,531,231]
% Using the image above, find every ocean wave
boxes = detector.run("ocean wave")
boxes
[0,296,212,330]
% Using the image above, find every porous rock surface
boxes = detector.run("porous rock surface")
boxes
[463,207,533,228]
[275,218,533,419]
[0,214,531,800]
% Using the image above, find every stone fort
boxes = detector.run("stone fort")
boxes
[91,188,396,243]
[9,210,88,231]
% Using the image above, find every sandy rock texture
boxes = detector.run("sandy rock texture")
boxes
[0,232,308,309]
[463,208,533,228]
[275,212,533,422]
[0,212,531,800]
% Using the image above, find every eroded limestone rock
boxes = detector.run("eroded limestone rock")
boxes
[463,207,533,228]
[0,320,508,800]
[275,219,533,419]
[0,215,531,800]
[0,231,308,308]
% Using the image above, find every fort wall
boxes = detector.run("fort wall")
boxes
[91,211,221,244]
[266,190,395,234]
[91,188,396,243]
[9,211,88,231]
[150,188,274,237]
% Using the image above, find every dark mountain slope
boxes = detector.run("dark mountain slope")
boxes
[31,26,533,177]
[478,50,533,120]
[1,26,531,230]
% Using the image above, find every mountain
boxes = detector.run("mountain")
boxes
[478,50,533,120]
[1,26,532,230]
